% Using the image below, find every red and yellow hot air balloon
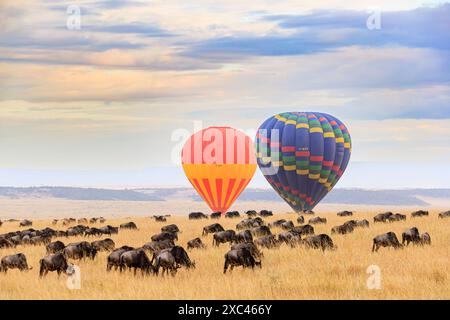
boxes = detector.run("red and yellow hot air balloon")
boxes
[181,126,257,214]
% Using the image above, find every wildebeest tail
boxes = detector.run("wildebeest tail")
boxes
[39,259,44,277]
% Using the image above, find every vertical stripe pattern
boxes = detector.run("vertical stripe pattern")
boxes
[182,127,257,214]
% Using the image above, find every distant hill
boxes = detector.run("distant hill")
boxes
[1,186,450,206]
[0,186,164,201]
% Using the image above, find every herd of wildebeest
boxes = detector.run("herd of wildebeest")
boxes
[0,209,449,277]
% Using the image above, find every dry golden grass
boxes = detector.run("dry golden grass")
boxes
[0,210,449,300]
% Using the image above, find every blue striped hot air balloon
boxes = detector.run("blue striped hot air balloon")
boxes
[256,112,352,212]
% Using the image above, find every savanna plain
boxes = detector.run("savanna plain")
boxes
[0,207,449,300]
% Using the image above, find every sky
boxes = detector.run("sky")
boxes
[0,0,450,188]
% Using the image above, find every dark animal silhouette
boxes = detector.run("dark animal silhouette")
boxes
[401,227,420,246]
[1,253,32,273]
[213,230,236,246]
[223,248,261,274]
[39,253,70,277]
[202,223,224,236]
[372,232,403,252]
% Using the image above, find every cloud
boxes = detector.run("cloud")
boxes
[185,4,450,58]
[86,23,174,37]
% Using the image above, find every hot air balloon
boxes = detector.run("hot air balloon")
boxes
[182,126,257,214]
[256,112,351,212]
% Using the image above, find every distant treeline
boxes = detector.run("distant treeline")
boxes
[1,186,449,206]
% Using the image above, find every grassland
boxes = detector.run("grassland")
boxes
[0,210,449,300]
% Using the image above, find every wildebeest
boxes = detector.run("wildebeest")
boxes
[187,237,206,250]
[236,219,252,230]
[154,215,167,222]
[51,219,58,225]
[106,246,135,271]
[202,223,225,236]
[254,235,279,249]
[46,240,66,254]
[39,253,70,277]
[161,224,180,234]
[213,230,236,246]
[278,231,301,247]
[84,227,103,237]
[250,226,272,237]
[89,217,98,224]
[99,225,118,236]
[401,227,420,246]
[9,235,22,246]
[411,210,429,218]
[210,212,221,219]
[308,217,327,225]
[291,224,314,236]
[189,212,208,220]
[301,234,335,251]
[372,232,403,252]
[268,219,286,228]
[30,235,51,246]
[62,218,74,226]
[120,222,138,230]
[281,221,294,230]
[63,241,97,260]
[331,223,354,235]
[297,215,305,224]
[245,210,258,217]
[91,238,115,252]
[153,250,179,276]
[234,230,253,243]
[230,242,263,260]
[236,217,264,230]
[78,218,88,224]
[154,246,194,275]
[259,210,273,217]
[373,212,393,223]
[337,211,353,217]
[388,213,407,222]
[223,248,261,274]
[420,232,431,245]
[438,211,450,219]
[67,225,89,237]
[119,249,155,275]
[19,219,32,227]
[0,238,15,249]
[57,230,69,238]
[151,231,178,242]
[0,253,32,273]
[21,235,31,245]
[165,246,194,268]
[225,211,240,218]
[143,240,174,254]
[355,219,370,228]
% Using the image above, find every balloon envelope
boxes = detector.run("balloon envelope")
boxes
[256,112,351,212]
[182,126,256,214]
